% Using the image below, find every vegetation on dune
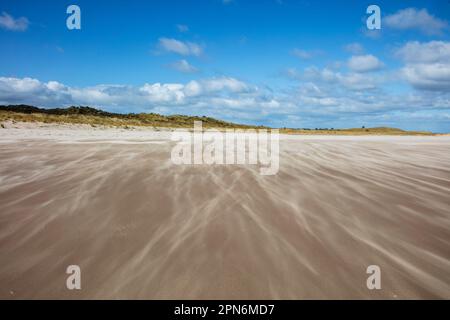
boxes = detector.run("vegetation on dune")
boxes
[280,127,432,135]
[0,105,258,129]
[0,105,434,135]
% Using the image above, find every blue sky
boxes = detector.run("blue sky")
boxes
[0,0,449,132]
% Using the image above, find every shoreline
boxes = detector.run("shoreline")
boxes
[1,120,446,142]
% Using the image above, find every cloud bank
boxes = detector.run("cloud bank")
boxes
[396,41,450,91]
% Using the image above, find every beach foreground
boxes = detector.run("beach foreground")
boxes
[0,125,449,299]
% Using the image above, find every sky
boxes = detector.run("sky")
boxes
[0,0,449,132]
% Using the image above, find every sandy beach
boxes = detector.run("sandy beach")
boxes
[0,123,449,299]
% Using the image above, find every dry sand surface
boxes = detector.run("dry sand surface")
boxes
[0,123,449,299]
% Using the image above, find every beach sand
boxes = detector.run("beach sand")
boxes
[0,123,449,299]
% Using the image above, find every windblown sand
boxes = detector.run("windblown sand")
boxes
[0,124,449,299]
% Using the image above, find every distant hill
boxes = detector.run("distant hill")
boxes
[0,104,434,135]
[0,104,259,129]
[0,105,114,117]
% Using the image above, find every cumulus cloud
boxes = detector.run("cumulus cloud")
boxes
[139,83,186,104]
[200,77,249,93]
[303,66,379,90]
[402,64,450,91]
[169,60,198,73]
[395,41,450,64]
[396,41,450,91]
[0,76,264,113]
[384,8,448,36]
[0,12,29,31]
[274,60,448,129]
[339,73,379,90]
[348,55,384,73]
[1,74,448,130]
[157,38,203,56]
[0,77,71,105]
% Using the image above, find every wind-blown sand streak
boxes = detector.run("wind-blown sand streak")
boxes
[0,127,449,299]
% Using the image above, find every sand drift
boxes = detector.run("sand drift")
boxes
[0,126,449,299]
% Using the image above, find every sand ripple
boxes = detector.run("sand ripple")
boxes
[0,135,449,299]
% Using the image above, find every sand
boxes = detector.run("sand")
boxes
[0,123,449,299]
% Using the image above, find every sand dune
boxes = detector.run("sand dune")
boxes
[0,126,449,299]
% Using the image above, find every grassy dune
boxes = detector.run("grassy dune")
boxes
[0,105,256,129]
[280,127,434,136]
[0,105,434,135]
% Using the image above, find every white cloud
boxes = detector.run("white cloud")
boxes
[202,77,249,93]
[339,73,378,91]
[1,74,448,130]
[0,12,29,31]
[303,66,378,91]
[0,77,41,92]
[139,83,186,104]
[180,77,250,98]
[169,60,198,73]
[184,80,202,97]
[402,64,450,91]
[46,81,66,91]
[157,38,203,56]
[395,41,450,64]
[0,76,261,113]
[396,41,450,91]
[348,55,383,73]
[384,8,448,36]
